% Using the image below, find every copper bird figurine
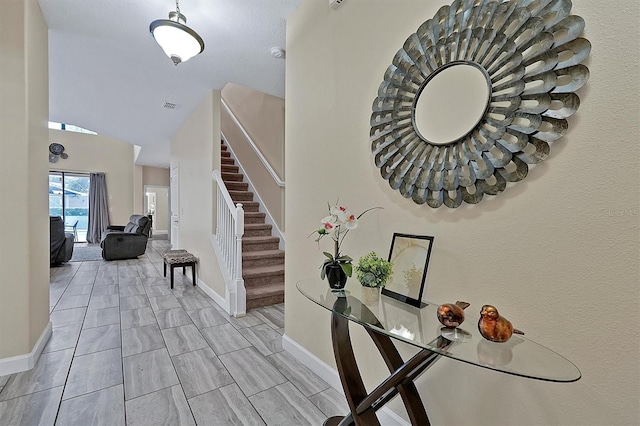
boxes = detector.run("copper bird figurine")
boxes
[437,301,470,328]
[478,305,524,343]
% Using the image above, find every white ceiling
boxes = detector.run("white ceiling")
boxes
[38,0,301,168]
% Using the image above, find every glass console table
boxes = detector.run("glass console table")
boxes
[297,280,580,426]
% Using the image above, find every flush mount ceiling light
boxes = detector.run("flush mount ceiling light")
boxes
[150,0,205,66]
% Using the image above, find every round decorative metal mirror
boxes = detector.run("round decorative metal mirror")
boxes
[370,0,591,208]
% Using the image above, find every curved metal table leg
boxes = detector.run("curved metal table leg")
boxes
[326,306,449,426]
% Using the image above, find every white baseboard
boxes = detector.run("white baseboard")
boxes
[0,321,52,376]
[197,277,230,315]
[282,334,410,426]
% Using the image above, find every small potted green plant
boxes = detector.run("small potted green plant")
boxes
[356,252,393,304]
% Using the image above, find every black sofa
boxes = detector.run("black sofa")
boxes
[100,214,151,261]
[50,216,74,265]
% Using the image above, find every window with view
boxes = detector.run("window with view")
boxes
[49,173,90,242]
[48,121,97,135]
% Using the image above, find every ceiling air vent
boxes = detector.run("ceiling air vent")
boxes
[163,102,178,110]
[329,0,345,10]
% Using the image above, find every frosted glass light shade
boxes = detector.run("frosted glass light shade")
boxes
[150,13,204,65]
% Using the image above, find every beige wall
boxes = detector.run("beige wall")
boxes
[0,0,49,360]
[222,83,285,179]
[142,166,170,187]
[133,164,143,214]
[48,129,135,225]
[170,90,226,298]
[221,84,285,232]
[285,1,639,425]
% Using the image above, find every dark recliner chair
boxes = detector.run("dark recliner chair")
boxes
[50,216,74,265]
[100,215,151,261]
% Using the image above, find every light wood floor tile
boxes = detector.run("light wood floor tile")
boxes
[308,387,350,419]
[0,349,73,401]
[55,293,91,310]
[83,306,120,329]
[188,384,265,426]
[267,350,330,397]
[63,348,123,400]
[149,295,182,311]
[141,277,167,287]
[75,324,121,356]
[57,384,125,426]
[0,386,63,426]
[249,381,327,426]
[171,283,201,298]
[239,324,283,357]
[227,311,265,329]
[122,324,165,357]
[50,287,66,309]
[172,347,234,398]
[63,284,94,296]
[87,294,119,311]
[94,276,119,286]
[120,283,147,297]
[91,285,119,297]
[119,295,150,311]
[125,385,195,426]
[123,348,179,400]
[176,295,211,311]
[162,324,208,356]
[186,307,228,329]
[120,307,157,330]
[201,323,252,355]
[43,323,82,353]
[118,277,142,287]
[219,347,286,397]
[144,284,173,298]
[252,305,285,330]
[154,307,192,329]
[0,244,335,426]
[118,268,139,278]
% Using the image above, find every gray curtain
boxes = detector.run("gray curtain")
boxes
[86,172,110,243]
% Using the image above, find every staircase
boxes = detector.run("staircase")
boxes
[220,140,285,310]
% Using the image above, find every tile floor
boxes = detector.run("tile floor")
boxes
[0,239,349,425]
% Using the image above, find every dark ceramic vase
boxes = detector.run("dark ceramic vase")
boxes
[325,262,347,290]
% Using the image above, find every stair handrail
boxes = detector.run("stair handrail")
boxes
[221,98,285,187]
[212,169,246,317]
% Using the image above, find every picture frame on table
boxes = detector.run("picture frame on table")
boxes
[381,233,434,308]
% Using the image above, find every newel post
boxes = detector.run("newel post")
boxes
[234,203,246,316]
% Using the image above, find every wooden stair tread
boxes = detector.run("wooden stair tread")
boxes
[246,283,284,299]
[243,264,284,277]
[243,236,279,243]
[246,284,283,295]
[237,201,259,208]
[245,223,272,230]
[220,139,284,311]
[242,249,283,259]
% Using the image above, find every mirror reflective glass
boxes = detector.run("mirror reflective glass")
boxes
[413,63,490,146]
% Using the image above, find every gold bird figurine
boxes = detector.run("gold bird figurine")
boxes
[478,305,524,343]
[437,301,470,327]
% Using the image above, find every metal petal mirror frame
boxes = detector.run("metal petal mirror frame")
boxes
[370,0,591,208]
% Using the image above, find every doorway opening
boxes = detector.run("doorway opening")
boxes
[144,185,170,239]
